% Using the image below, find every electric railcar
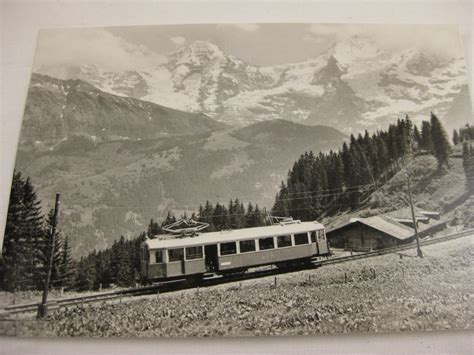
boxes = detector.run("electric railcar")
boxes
[140,220,329,282]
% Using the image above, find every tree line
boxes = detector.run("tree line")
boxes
[453,123,474,145]
[1,172,74,292]
[0,113,464,292]
[272,113,453,221]
[1,183,269,291]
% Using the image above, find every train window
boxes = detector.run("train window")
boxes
[319,230,326,242]
[186,246,203,260]
[259,237,274,250]
[220,242,237,255]
[310,231,317,243]
[239,240,256,253]
[294,233,309,245]
[155,250,163,263]
[168,248,184,262]
[277,235,292,248]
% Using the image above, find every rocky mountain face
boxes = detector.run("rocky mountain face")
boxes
[21,73,227,146]
[37,36,472,133]
[16,76,346,256]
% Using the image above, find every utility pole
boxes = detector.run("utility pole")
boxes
[37,193,60,318]
[406,177,423,258]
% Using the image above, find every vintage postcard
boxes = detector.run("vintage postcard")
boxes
[0,23,472,337]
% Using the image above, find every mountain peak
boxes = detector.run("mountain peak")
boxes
[331,35,383,65]
[169,40,226,67]
[311,55,345,85]
[186,40,223,53]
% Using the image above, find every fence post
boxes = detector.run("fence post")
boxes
[372,268,376,279]
[274,277,277,288]
[344,273,347,283]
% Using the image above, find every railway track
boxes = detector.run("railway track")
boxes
[1,228,472,318]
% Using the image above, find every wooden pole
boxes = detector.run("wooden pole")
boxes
[37,193,60,318]
[407,177,423,258]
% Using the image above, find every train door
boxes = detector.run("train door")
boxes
[205,244,218,272]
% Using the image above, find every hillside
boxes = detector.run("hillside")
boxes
[15,118,345,257]
[21,73,227,145]
[323,143,473,230]
[3,236,471,337]
[230,119,345,147]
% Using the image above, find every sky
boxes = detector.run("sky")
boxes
[33,23,465,72]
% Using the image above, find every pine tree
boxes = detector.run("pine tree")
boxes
[421,120,433,151]
[75,257,96,291]
[1,173,46,291]
[147,218,162,237]
[233,199,246,228]
[453,129,460,145]
[430,112,451,169]
[20,177,45,289]
[413,125,423,150]
[60,235,74,289]
[462,143,474,191]
[111,236,134,287]
[1,172,25,291]
[162,212,176,228]
[39,209,64,289]
[245,203,254,227]
[272,181,290,217]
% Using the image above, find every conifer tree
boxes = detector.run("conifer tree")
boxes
[245,203,255,227]
[39,209,64,289]
[231,199,246,229]
[272,181,290,217]
[421,120,433,151]
[1,172,46,291]
[462,143,474,191]
[413,125,423,149]
[162,212,176,228]
[20,177,44,288]
[430,112,451,169]
[453,129,459,145]
[147,218,162,237]
[75,257,97,291]
[60,235,74,289]
[1,172,25,291]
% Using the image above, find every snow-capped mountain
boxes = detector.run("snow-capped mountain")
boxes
[37,36,472,132]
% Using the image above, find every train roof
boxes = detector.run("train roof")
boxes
[145,221,325,249]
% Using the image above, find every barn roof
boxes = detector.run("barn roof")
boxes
[145,221,325,249]
[384,207,439,222]
[327,215,414,240]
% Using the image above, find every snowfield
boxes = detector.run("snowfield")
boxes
[36,36,470,131]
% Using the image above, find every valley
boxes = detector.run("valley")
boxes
[16,77,346,256]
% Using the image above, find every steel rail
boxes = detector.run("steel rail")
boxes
[1,229,472,317]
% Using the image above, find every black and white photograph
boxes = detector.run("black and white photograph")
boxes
[0,20,473,340]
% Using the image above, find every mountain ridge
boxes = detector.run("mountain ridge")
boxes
[21,73,229,146]
[36,36,472,132]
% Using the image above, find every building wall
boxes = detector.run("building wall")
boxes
[328,223,406,251]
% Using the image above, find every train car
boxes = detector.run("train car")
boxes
[140,220,329,282]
